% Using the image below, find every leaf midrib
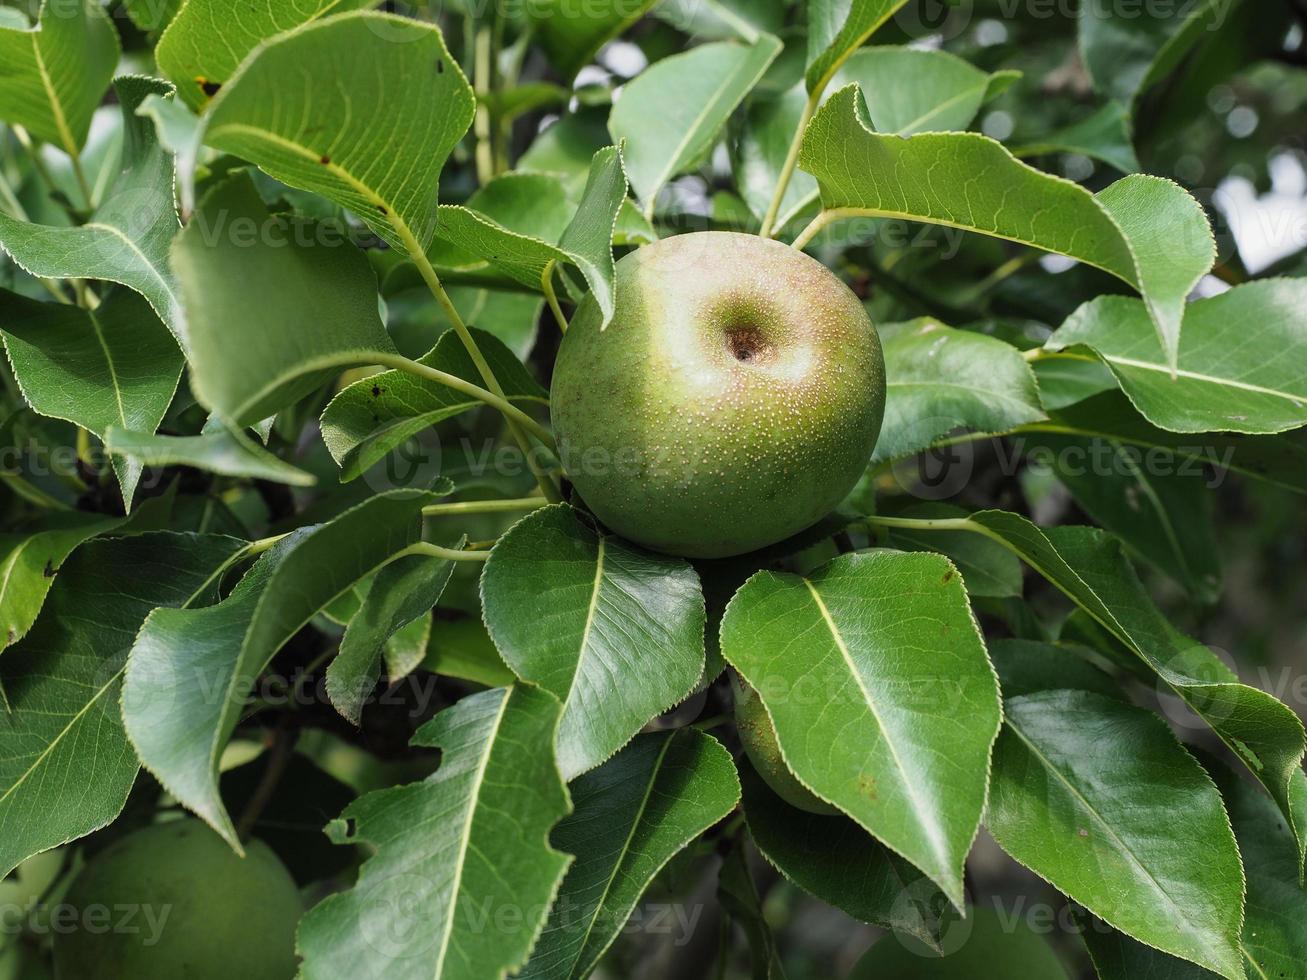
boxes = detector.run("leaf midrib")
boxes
[800,577,950,872]
[1100,352,1307,404]
[567,733,676,978]
[1003,714,1232,970]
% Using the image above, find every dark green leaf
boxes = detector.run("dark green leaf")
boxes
[296,685,572,980]
[988,691,1245,980]
[740,761,949,950]
[0,288,183,506]
[0,532,244,877]
[481,505,706,779]
[122,490,436,847]
[327,546,461,726]
[171,171,394,426]
[519,730,740,979]
[720,550,1001,906]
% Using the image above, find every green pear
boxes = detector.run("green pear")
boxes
[733,674,838,816]
[552,231,884,558]
[53,819,302,980]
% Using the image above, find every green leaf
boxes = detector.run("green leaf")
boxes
[610,36,782,214]
[805,0,910,94]
[0,77,184,338]
[519,730,740,979]
[1048,281,1307,435]
[0,0,119,154]
[987,690,1245,980]
[0,532,244,877]
[838,47,1019,137]
[1041,392,1307,496]
[481,505,706,779]
[1031,355,1119,411]
[988,638,1123,701]
[1079,0,1234,105]
[171,171,395,426]
[103,424,317,487]
[848,904,1072,979]
[655,0,786,40]
[1212,762,1307,980]
[156,0,373,110]
[0,512,122,653]
[951,510,1307,868]
[0,287,184,507]
[326,546,460,726]
[297,685,572,980]
[718,834,788,980]
[202,10,474,254]
[878,502,1023,599]
[1083,924,1220,980]
[422,617,516,688]
[122,0,183,33]
[433,146,629,326]
[122,490,436,847]
[740,760,949,950]
[1021,431,1222,602]
[738,48,1014,232]
[873,318,1046,463]
[319,326,546,482]
[720,550,1002,906]
[1014,102,1141,175]
[525,0,662,80]
[799,86,1215,370]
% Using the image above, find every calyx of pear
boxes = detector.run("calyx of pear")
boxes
[552,231,885,559]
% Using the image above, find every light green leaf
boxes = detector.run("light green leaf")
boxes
[0,288,183,507]
[849,905,1072,979]
[838,47,1020,137]
[326,546,460,726]
[171,171,394,426]
[0,0,118,154]
[805,0,910,94]
[1021,431,1221,602]
[740,760,949,950]
[655,0,785,40]
[873,318,1046,463]
[297,684,572,980]
[433,146,630,326]
[202,11,474,254]
[122,0,183,33]
[156,0,373,111]
[0,77,184,337]
[481,504,706,779]
[610,35,781,214]
[319,327,545,483]
[1048,281,1307,435]
[739,48,1014,232]
[103,424,316,487]
[940,510,1307,868]
[720,550,1002,906]
[519,730,740,979]
[525,0,662,80]
[0,512,123,652]
[0,532,244,877]
[1014,101,1140,175]
[988,690,1245,980]
[799,86,1215,370]
[122,490,436,848]
[1032,355,1119,410]
[1079,0,1235,105]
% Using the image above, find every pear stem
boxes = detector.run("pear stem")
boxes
[759,89,820,240]
[541,260,570,333]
